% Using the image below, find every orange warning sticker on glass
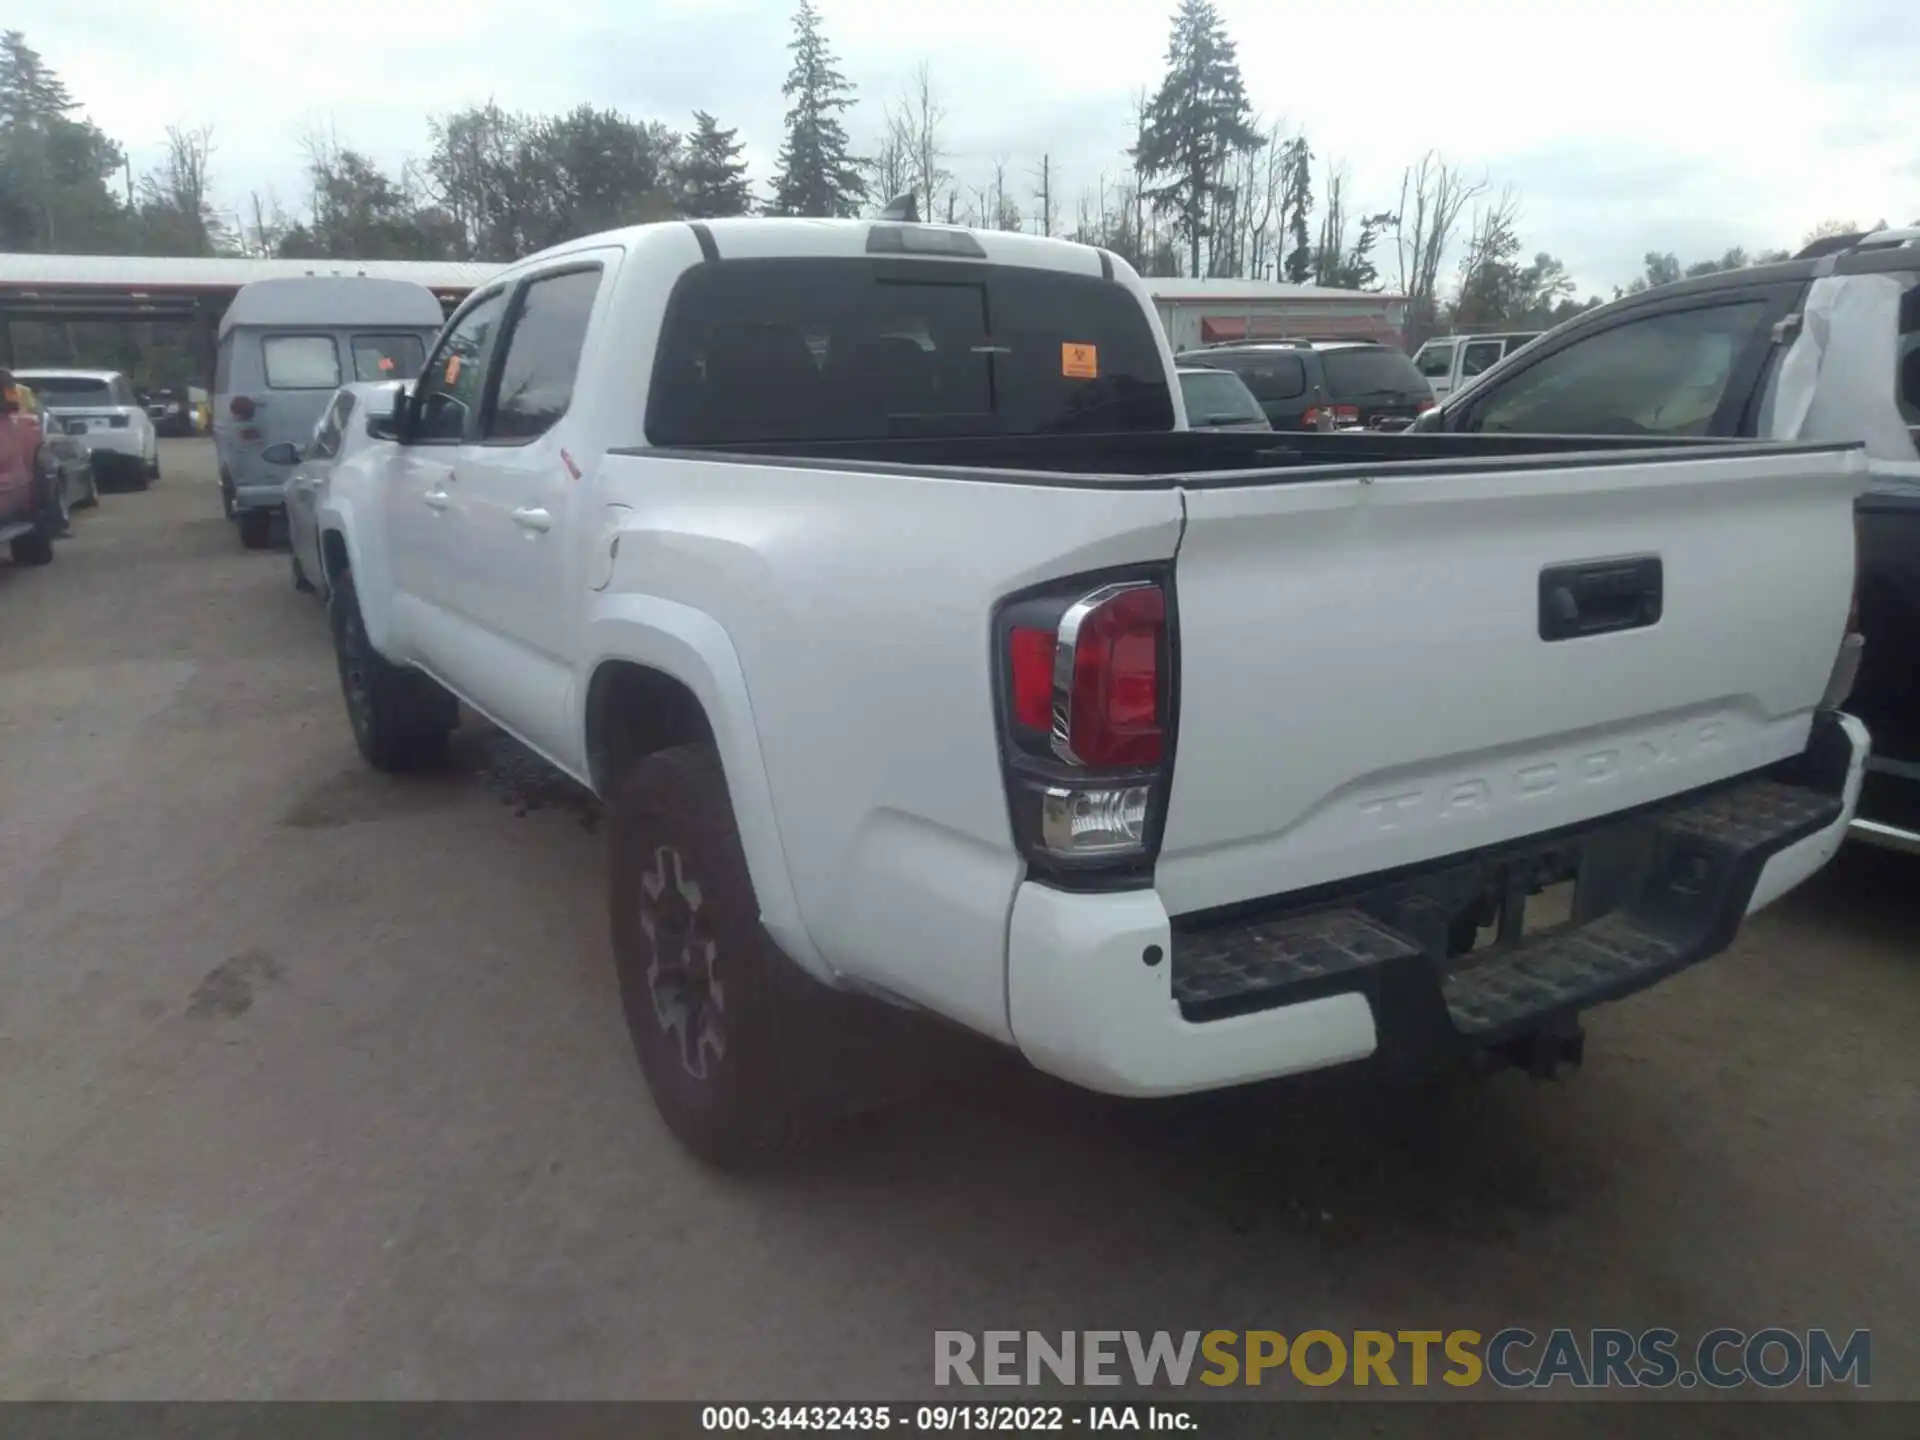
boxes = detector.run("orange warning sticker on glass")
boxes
[378,355,395,372]
[445,353,462,385]
[1061,342,1099,379]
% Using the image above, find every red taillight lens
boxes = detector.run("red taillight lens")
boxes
[1063,585,1165,767]
[1301,407,1322,427]
[1330,404,1360,425]
[1009,626,1056,732]
[229,396,256,420]
[997,575,1173,869]
[1416,398,1436,413]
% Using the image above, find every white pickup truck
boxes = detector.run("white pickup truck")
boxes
[317,217,1870,1168]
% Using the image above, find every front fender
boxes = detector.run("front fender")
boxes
[579,593,828,982]
[315,490,397,656]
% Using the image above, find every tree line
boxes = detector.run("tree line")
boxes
[3,3,1903,364]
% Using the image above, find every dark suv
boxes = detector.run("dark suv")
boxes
[1417,225,1920,856]
[1174,339,1436,432]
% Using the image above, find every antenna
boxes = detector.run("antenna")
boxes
[881,192,919,223]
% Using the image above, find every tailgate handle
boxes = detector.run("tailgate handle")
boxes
[1539,556,1662,641]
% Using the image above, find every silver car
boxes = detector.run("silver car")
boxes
[267,381,403,600]
[1177,365,1274,432]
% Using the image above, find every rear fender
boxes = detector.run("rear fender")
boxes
[579,593,826,981]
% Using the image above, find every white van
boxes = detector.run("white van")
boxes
[214,277,445,548]
[1411,331,1543,401]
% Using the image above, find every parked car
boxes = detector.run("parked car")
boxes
[1176,366,1272,431]
[144,386,199,437]
[270,380,404,600]
[1411,331,1544,402]
[1176,339,1436,432]
[15,381,100,522]
[12,368,158,491]
[214,276,444,551]
[1415,225,1920,856]
[0,371,78,565]
[316,216,1864,1169]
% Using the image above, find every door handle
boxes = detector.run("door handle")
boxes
[512,505,553,533]
[423,489,451,511]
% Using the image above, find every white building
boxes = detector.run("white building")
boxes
[1145,277,1410,353]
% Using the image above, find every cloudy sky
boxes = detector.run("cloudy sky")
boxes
[39,0,1920,294]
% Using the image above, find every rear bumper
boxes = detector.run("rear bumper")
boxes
[1849,755,1920,855]
[86,431,145,461]
[1006,712,1867,1098]
[231,483,286,512]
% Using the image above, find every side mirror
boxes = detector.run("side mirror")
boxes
[385,385,412,443]
[365,407,400,442]
[262,441,302,465]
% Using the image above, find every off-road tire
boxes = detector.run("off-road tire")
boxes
[237,508,273,550]
[608,743,847,1170]
[327,567,457,773]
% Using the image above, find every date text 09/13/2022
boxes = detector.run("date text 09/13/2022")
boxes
[701,1406,1191,1432]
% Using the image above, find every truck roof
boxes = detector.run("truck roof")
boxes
[505,216,1120,283]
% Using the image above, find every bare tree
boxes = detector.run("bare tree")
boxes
[244,189,290,257]
[1392,151,1485,345]
[863,104,913,211]
[1031,153,1056,237]
[900,61,949,224]
[138,123,227,254]
[1313,158,1350,286]
[1239,120,1287,280]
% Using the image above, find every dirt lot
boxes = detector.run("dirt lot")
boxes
[1,439,1915,1412]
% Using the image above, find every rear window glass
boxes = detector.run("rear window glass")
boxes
[1320,346,1428,398]
[1180,370,1265,424]
[1414,343,1453,378]
[264,335,343,390]
[21,374,112,402]
[1211,351,1306,402]
[646,258,1174,446]
[351,334,425,383]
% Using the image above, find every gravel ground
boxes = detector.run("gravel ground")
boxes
[1,440,1914,1423]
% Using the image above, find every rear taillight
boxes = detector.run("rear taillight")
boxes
[1822,523,1865,710]
[229,396,256,421]
[997,575,1174,876]
[1329,404,1360,425]
[1059,584,1165,767]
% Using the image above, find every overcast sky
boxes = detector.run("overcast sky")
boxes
[40,0,1920,294]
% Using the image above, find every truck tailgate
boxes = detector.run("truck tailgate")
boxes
[1156,444,1866,917]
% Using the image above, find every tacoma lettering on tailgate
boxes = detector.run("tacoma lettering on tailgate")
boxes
[1356,719,1728,833]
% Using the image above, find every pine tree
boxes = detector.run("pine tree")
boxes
[768,1,865,218]
[1132,0,1262,276]
[1281,138,1313,283]
[680,111,754,218]
[0,30,128,251]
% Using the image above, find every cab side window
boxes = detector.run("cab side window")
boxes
[1415,343,1454,379]
[1466,302,1769,437]
[1460,340,1504,378]
[411,290,509,444]
[484,268,603,442]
